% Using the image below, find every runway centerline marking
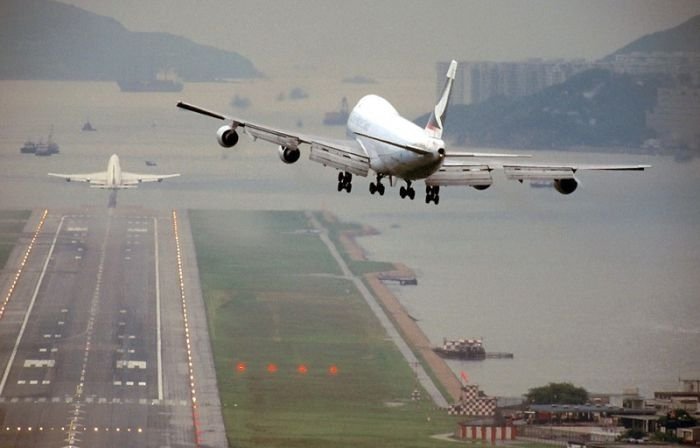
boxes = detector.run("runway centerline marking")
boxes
[65,213,112,448]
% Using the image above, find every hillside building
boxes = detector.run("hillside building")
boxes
[437,59,592,105]
[646,87,700,149]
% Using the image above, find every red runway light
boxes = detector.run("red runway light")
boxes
[266,363,278,373]
[235,362,247,373]
[328,365,339,376]
[297,364,308,374]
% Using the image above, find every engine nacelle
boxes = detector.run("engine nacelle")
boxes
[277,145,301,164]
[554,178,578,195]
[216,125,239,148]
[472,184,491,191]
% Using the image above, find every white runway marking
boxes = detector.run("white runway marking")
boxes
[154,217,164,401]
[23,359,55,368]
[0,215,66,396]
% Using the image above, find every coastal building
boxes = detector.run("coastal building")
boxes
[678,426,700,444]
[651,390,700,415]
[456,423,516,443]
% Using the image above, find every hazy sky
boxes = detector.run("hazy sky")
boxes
[58,0,700,78]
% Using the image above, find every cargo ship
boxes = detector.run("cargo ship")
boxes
[117,78,183,92]
[117,69,183,92]
[433,338,513,360]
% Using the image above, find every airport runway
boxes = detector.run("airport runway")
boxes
[0,207,225,447]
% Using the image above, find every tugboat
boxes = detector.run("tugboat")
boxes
[35,127,59,156]
[323,97,349,126]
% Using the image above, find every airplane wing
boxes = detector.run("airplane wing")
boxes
[120,172,180,185]
[444,150,531,158]
[177,101,371,176]
[48,171,109,185]
[426,160,650,192]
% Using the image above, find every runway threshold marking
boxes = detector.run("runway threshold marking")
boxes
[0,211,61,396]
[0,209,48,321]
[172,210,201,448]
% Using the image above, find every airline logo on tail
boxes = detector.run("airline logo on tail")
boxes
[425,60,457,139]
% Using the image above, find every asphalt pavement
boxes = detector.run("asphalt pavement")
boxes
[0,207,225,448]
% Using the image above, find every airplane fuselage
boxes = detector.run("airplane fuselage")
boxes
[347,95,444,180]
[106,154,122,188]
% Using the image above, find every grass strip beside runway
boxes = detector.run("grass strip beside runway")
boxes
[0,210,31,270]
[190,210,459,448]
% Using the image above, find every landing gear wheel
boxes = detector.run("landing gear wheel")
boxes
[337,171,353,193]
[425,185,440,205]
[377,183,385,196]
[369,182,377,195]
[401,181,415,200]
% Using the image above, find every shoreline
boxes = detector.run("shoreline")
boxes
[330,214,464,402]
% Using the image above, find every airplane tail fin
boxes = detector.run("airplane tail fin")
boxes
[425,60,457,139]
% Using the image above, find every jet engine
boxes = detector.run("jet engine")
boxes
[278,145,301,164]
[216,125,239,148]
[472,184,491,191]
[554,178,578,195]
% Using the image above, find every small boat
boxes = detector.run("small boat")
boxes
[20,140,37,154]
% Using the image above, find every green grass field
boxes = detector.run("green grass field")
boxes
[190,210,461,448]
[0,210,30,270]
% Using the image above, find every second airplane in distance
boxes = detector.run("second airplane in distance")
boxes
[48,154,180,189]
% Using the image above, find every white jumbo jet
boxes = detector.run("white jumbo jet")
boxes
[177,60,649,205]
[48,154,180,189]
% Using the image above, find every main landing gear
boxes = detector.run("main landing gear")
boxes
[369,175,386,196]
[399,181,416,200]
[425,185,440,205]
[337,171,352,193]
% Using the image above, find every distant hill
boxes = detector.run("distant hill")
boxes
[418,69,665,148]
[417,16,700,149]
[0,0,260,81]
[606,15,700,58]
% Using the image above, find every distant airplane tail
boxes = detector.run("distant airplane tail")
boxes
[425,60,457,139]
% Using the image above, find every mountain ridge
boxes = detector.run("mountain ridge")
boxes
[420,14,700,149]
[0,0,260,81]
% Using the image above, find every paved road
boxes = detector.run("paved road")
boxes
[0,207,225,448]
[306,212,449,408]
